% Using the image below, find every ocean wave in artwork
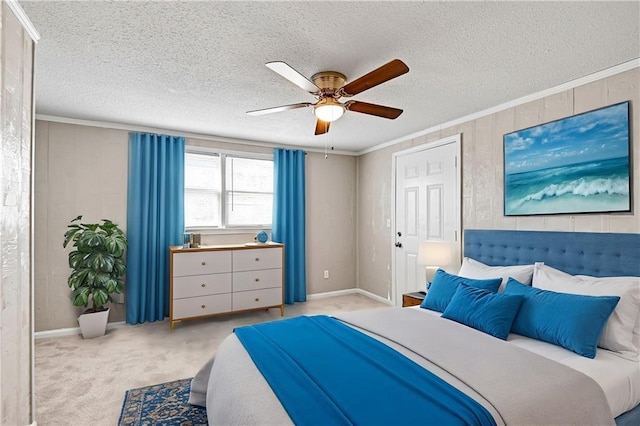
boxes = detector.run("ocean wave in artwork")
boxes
[504,157,630,215]
[513,177,629,208]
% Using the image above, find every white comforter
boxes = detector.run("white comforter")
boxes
[191,307,624,425]
[415,306,640,418]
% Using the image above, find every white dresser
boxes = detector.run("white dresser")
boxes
[169,243,284,330]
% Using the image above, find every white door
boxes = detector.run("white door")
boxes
[393,135,461,306]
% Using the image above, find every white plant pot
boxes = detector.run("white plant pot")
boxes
[78,308,110,339]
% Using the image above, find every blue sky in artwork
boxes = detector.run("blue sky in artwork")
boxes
[504,102,629,175]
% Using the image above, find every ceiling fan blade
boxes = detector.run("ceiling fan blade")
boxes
[266,61,320,94]
[340,59,409,97]
[314,120,330,135]
[345,101,403,119]
[246,102,312,116]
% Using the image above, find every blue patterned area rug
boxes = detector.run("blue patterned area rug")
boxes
[118,378,208,425]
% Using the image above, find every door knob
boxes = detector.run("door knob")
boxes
[395,242,402,248]
[397,231,402,237]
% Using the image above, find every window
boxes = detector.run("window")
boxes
[185,150,273,229]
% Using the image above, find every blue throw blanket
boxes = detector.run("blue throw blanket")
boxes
[235,315,496,426]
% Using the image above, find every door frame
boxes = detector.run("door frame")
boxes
[390,134,462,306]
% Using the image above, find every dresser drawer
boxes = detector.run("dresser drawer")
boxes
[172,293,232,320]
[233,248,282,272]
[173,251,232,277]
[173,273,232,299]
[233,287,282,311]
[233,269,282,292]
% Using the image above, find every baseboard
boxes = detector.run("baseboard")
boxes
[307,288,392,305]
[355,288,393,305]
[34,321,127,340]
[36,291,391,338]
[307,288,358,299]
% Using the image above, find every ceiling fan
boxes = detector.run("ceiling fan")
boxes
[246,59,409,135]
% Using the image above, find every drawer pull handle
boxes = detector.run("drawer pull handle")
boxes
[255,298,260,302]
[201,261,206,266]
[255,257,260,261]
[201,304,206,309]
[255,278,260,282]
[201,283,206,287]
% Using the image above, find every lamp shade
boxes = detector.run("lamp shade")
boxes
[417,241,452,267]
[313,98,345,122]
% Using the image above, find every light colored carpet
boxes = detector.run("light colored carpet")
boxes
[35,293,388,426]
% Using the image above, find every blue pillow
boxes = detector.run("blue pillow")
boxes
[442,284,524,340]
[420,269,502,313]
[504,278,620,358]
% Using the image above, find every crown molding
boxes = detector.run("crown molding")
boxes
[35,114,357,156]
[358,58,640,156]
[6,0,40,42]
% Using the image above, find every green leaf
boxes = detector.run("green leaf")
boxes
[105,234,126,257]
[63,228,82,248]
[68,269,90,290]
[92,289,109,309]
[71,286,90,307]
[113,259,127,277]
[81,231,106,248]
[86,252,114,272]
[94,272,111,286]
[106,278,117,294]
[68,251,86,269]
[86,270,98,286]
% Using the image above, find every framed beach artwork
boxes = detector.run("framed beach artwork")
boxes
[503,101,631,216]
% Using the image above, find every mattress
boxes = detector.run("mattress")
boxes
[414,306,640,418]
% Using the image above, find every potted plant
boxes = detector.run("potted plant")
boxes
[63,215,127,338]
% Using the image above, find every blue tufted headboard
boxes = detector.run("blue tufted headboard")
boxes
[463,229,640,277]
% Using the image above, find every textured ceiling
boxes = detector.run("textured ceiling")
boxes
[21,1,640,153]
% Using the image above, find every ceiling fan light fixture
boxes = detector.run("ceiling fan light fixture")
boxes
[313,98,345,122]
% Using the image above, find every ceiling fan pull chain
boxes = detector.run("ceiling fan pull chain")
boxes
[325,134,328,159]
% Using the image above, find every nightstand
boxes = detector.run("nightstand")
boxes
[402,292,426,307]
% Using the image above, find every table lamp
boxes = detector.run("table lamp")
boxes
[417,241,453,289]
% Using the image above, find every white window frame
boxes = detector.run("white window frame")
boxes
[185,145,273,233]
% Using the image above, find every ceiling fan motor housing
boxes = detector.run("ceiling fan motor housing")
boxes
[311,71,347,96]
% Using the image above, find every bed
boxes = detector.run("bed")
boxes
[190,229,640,425]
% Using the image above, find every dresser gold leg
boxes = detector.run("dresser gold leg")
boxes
[280,305,285,317]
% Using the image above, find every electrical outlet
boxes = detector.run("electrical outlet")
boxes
[323,270,329,279]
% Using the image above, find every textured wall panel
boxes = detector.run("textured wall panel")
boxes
[305,152,357,295]
[357,68,640,299]
[34,122,360,330]
[0,2,34,424]
[34,123,129,331]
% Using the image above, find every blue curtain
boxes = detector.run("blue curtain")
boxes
[126,132,184,324]
[272,149,306,304]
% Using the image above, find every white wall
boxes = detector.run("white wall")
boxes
[357,68,640,299]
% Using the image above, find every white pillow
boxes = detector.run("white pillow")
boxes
[458,257,534,291]
[533,263,640,361]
